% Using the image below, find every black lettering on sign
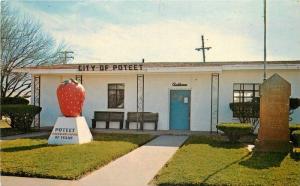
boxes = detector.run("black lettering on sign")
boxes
[78,64,144,71]
[172,82,188,86]
[54,128,76,133]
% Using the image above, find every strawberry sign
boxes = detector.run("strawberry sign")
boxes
[57,79,85,117]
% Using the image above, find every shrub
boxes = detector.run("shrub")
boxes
[289,124,300,133]
[290,98,300,110]
[229,98,260,132]
[1,105,42,132]
[230,97,300,130]
[290,124,300,145]
[292,130,300,146]
[0,97,29,105]
[217,123,252,142]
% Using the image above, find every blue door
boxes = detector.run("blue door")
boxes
[170,90,191,130]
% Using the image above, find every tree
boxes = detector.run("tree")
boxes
[229,98,260,132]
[0,3,65,98]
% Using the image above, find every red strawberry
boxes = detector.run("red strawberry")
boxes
[57,79,85,117]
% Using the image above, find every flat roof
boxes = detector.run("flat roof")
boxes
[14,60,300,74]
[16,60,300,69]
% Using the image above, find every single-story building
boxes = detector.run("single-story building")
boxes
[15,60,300,132]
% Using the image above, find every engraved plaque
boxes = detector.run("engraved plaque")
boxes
[256,74,291,152]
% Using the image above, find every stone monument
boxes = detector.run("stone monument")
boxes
[48,79,93,145]
[255,73,291,152]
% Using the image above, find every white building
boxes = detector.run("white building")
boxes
[16,61,300,132]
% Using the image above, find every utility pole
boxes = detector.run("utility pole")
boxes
[195,35,211,62]
[59,51,74,64]
[263,0,267,80]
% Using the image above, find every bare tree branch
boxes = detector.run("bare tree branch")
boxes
[1,2,66,98]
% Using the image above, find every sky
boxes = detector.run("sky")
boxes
[9,0,300,63]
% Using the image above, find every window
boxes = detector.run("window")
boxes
[108,84,124,109]
[232,83,260,117]
[233,83,260,103]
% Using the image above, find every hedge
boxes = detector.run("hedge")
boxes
[290,98,300,110]
[289,124,300,133]
[1,105,42,132]
[292,130,300,147]
[290,124,300,146]
[0,97,29,105]
[229,97,300,122]
[217,123,252,142]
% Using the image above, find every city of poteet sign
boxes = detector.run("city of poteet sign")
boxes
[78,64,143,71]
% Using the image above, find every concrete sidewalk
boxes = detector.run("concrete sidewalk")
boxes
[0,131,50,141]
[1,135,188,186]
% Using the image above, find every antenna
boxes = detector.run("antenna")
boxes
[195,35,211,62]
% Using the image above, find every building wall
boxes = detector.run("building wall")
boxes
[219,69,300,124]
[40,74,75,127]
[83,74,137,129]
[40,75,61,126]
[39,69,300,130]
[143,73,211,131]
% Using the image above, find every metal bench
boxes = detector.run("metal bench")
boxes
[92,111,124,129]
[126,112,158,130]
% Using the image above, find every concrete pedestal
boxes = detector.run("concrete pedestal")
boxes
[255,139,292,152]
[48,116,93,145]
[255,74,291,152]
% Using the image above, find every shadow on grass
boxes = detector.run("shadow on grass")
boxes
[186,135,245,149]
[0,128,25,137]
[1,143,49,152]
[157,153,251,186]
[92,133,154,145]
[158,184,210,186]
[0,128,44,138]
[239,151,288,169]
[1,134,153,153]
[201,153,251,184]
[31,133,154,146]
[208,141,245,149]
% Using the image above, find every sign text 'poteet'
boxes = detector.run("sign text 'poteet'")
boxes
[78,64,143,71]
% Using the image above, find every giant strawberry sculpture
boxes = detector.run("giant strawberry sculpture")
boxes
[57,79,85,117]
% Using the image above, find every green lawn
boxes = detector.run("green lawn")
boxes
[154,135,300,186]
[0,133,154,179]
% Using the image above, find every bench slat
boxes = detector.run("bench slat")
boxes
[92,111,124,129]
[126,112,159,130]
[94,112,109,120]
[110,112,124,121]
[127,112,158,122]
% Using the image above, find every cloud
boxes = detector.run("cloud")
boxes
[49,20,263,63]
[13,1,300,63]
